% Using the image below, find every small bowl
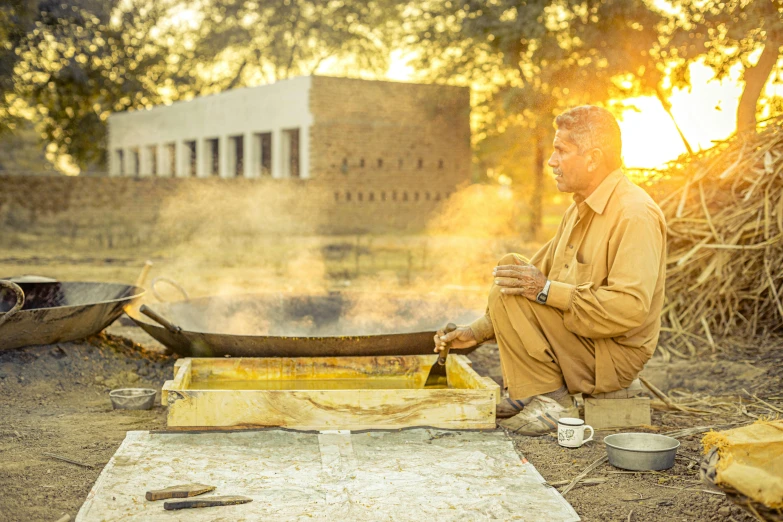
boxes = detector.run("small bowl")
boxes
[109,388,157,410]
[604,433,680,471]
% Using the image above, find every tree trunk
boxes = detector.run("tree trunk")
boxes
[737,35,782,134]
[529,130,545,239]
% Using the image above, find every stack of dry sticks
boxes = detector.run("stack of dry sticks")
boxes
[649,120,783,359]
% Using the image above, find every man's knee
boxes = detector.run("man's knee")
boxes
[488,280,537,316]
[497,253,529,266]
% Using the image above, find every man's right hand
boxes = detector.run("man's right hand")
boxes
[433,325,478,353]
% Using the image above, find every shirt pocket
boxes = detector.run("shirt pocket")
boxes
[575,261,594,287]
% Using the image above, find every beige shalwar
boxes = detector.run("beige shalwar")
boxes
[470,169,667,398]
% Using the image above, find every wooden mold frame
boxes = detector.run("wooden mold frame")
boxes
[162,355,500,431]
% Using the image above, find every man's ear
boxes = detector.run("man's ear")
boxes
[587,148,603,172]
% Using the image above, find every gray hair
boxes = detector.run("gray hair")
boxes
[555,106,622,170]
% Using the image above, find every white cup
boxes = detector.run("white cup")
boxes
[557,417,594,448]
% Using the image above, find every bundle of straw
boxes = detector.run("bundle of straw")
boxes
[654,120,783,359]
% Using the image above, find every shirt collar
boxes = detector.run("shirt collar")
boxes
[575,169,625,216]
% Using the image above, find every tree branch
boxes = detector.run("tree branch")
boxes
[655,86,694,155]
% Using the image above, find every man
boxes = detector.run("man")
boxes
[435,105,666,436]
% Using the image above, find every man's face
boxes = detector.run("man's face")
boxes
[547,129,592,195]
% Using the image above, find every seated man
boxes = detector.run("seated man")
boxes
[435,105,666,435]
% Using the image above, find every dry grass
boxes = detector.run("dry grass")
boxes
[652,120,783,359]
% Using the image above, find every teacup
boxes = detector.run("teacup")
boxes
[557,417,594,448]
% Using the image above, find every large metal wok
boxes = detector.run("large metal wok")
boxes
[127,291,483,358]
[0,280,145,350]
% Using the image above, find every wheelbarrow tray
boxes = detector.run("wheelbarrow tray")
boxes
[127,292,483,358]
[0,281,145,350]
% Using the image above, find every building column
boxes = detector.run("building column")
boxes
[300,126,310,180]
[219,135,229,178]
[196,138,206,178]
[272,129,283,179]
[242,133,252,179]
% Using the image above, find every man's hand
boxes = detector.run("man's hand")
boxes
[433,325,478,353]
[493,258,547,300]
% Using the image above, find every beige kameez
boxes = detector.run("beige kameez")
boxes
[470,169,667,398]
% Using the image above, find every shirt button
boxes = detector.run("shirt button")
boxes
[565,264,569,269]
[568,244,573,249]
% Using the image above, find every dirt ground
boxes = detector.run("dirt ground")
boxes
[0,327,780,521]
[1,241,782,521]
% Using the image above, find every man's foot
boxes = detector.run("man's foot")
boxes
[497,395,578,436]
[496,398,528,419]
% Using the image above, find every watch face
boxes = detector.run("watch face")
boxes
[536,293,546,303]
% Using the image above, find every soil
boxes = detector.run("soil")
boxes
[0,329,780,521]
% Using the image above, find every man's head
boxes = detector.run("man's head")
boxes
[548,105,622,199]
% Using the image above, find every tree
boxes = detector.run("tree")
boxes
[0,0,36,135]
[185,0,403,91]
[6,0,402,170]
[11,0,192,168]
[664,0,783,133]
[399,0,666,237]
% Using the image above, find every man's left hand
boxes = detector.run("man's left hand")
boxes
[493,260,547,300]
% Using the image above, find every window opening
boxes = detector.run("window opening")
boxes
[130,148,140,177]
[205,138,219,176]
[166,143,176,176]
[253,133,272,176]
[184,140,197,177]
[146,145,157,176]
[229,135,244,177]
[115,149,124,176]
[282,128,300,178]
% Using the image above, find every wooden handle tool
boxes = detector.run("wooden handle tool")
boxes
[146,483,216,501]
[164,495,253,510]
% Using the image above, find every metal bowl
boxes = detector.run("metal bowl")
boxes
[604,433,680,471]
[109,388,157,410]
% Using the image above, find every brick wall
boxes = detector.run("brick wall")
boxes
[0,175,454,243]
[308,76,471,230]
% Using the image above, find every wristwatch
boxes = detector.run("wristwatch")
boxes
[536,280,552,304]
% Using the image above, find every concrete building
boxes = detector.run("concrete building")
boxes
[104,76,471,232]
[108,75,470,184]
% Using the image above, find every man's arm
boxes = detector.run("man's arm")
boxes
[467,222,566,344]
[546,212,665,338]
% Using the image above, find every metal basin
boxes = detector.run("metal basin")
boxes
[126,292,483,358]
[0,281,145,350]
[604,433,680,471]
[110,388,157,410]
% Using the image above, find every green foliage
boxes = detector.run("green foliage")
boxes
[188,0,402,90]
[10,0,191,167]
[398,0,667,234]
[0,0,36,135]
[1,0,403,170]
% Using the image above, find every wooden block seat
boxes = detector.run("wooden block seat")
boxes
[584,379,651,429]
